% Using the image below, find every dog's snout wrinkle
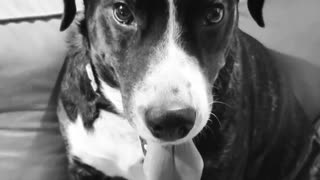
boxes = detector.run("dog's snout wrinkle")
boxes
[145,105,196,141]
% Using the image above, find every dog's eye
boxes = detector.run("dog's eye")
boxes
[113,3,134,25]
[203,4,224,25]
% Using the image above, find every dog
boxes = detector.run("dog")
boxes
[56,0,320,179]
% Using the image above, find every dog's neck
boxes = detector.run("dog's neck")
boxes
[201,29,317,179]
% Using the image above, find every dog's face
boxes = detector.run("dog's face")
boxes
[61,0,264,145]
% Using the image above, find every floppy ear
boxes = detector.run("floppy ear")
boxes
[247,0,265,27]
[60,0,77,31]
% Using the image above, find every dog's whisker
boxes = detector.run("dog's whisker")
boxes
[196,120,212,141]
[211,84,219,89]
[208,100,231,108]
[213,101,231,108]
[210,113,222,128]
[205,120,215,135]
[196,122,215,142]
[193,120,218,146]
[200,125,210,139]
[193,134,200,144]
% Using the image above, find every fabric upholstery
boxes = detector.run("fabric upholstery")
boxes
[0,19,69,180]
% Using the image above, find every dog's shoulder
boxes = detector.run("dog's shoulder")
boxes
[270,50,320,121]
[235,30,319,179]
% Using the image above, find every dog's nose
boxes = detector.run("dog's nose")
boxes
[145,106,196,141]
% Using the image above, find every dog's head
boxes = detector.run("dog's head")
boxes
[60,0,265,145]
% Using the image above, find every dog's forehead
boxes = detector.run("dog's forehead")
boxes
[90,0,236,9]
[134,0,236,8]
[131,0,235,4]
[85,0,236,23]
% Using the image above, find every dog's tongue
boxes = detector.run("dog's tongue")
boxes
[143,141,203,180]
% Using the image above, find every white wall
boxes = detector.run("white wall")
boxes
[239,0,320,65]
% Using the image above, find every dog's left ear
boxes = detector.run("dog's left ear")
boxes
[60,0,77,31]
[247,0,265,27]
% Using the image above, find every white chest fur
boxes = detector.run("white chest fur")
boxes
[57,102,145,180]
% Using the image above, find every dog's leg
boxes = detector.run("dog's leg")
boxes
[69,157,108,180]
[69,157,126,180]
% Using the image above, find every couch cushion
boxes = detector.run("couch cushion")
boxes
[0,2,71,178]
[0,0,82,20]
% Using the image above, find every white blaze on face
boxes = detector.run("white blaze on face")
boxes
[131,0,212,144]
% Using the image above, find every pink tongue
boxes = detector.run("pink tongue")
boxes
[143,141,203,180]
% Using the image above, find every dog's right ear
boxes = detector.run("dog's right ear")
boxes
[247,0,265,27]
[60,0,77,31]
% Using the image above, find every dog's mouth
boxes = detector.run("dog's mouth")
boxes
[139,137,148,156]
[140,136,204,180]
